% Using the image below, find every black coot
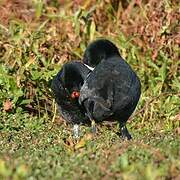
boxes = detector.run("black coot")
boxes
[79,39,141,139]
[51,61,92,137]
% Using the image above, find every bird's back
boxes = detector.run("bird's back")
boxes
[79,56,141,122]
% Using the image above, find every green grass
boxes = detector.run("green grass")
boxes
[0,0,179,179]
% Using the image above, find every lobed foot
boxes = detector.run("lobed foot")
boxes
[120,125,132,140]
[73,124,80,139]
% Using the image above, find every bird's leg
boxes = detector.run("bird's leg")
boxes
[73,124,80,139]
[85,111,97,135]
[91,119,96,135]
[119,123,132,140]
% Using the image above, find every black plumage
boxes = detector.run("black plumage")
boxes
[83,39,120,67]
[51,61,91,125]
[79,39,141,139]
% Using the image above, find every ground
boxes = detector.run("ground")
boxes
[0,0,179,179]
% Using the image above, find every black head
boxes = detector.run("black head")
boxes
[51,62,91,104]
[83,39,120,67]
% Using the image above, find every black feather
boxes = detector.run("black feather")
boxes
[51,61,91,125]
[80,39,141,139]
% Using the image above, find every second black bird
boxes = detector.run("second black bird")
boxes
[79,39,141,140]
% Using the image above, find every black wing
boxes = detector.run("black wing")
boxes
[79,56,140,121]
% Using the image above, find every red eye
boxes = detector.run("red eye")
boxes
[71,91,80,99]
